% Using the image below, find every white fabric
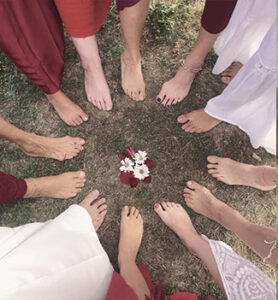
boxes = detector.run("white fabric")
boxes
[212,0,276,74]
[204,0,276,154]
[203,236,276,300]
[0,205,114,300]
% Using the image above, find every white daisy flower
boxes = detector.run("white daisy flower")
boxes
[134,150,147,164]
[120,158,134,173]
[134,164,149,180]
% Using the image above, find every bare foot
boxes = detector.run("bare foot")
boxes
[118,206,143,264]
[154,201,200,254]
[17,133,85,161]
[121,53,145,102]
[154,201,197,236]
[84,66,113,111]
[207,156,276,191]
[177,109,221,133]
[46,90,88,126]
[156,66,196,107]
[183,181,223,223]
[24,171,86,199]
[79,190,107,231]
[221,61,243,85]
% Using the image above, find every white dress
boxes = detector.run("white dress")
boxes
[0,205,114,300]
[204,0,276,155]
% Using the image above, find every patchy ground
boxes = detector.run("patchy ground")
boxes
[0,1,276,299]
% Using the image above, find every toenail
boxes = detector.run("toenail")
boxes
[187,181,192,185]
[154,203,160,209]
[157,97,161,103]
[80,171,85,177]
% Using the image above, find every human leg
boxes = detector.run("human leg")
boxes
[118,0,149,101]
[54,0,113,111]
[0,116,85,161]
[207,156,276,191]
[117,206,150,300]
[154,202,226,295]
[0,0,88,126]
[184,181,276,267]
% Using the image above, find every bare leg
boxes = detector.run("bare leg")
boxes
[157,27,219,106]
[184,181,276,268]
[0,116,85,161]
[154,202,227,296]
[79,190,107,231]
[207,156,276,191]
[177,109,221,133]
[46,90,88,126]
[24,171,86,199]
[119,0,149,102]
[71,35,113,111]
[118,206,150,300]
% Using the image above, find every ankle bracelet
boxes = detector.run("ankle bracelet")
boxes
[263,240,276,262]
[25,178,38,198]
[181,60,202,74]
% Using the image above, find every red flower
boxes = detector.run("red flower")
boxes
[120,153,129,160]
[145,159,156,169]
[126,146,135,156]
[120,171,133,184]
[143,176,151,183]
[130,177,140,188]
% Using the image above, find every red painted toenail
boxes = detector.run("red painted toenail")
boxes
[154,203,159,209]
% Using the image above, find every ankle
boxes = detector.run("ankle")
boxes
[118,254,136,268]
[179,231,202,255]
[184,51,205,69]
[122,50,141,65]
[24,178,39,198]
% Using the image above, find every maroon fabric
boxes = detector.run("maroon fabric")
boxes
[0,0,65,94]
[106,264,215,300]
[0,171,27,204]
[117,0,141,11]
[201,0,238,34]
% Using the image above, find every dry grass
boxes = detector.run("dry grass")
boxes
[0,1,276,298]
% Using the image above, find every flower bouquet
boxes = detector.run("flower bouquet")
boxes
[119,146,156,188]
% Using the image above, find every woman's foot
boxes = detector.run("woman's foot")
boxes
[24,171,86,199]
[156,54,203,106]
[121,52,145,102]
[154,201,200,253]
[183,181,223,223]
[118,206,143,265]
[17,133,85,161]
[72,35,113,111]
[46,90,88,126]
[220,61,243,84]
[84,66,113,111]
[79,190,107,231]
[207,156,276,191]
[177,109,221,133]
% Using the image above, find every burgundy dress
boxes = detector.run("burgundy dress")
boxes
[106,264,216,300]
[0,0,65,94]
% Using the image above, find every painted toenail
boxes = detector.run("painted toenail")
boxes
[154,203,160,209]
[157,97,161,103]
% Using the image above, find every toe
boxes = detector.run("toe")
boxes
[208,169,219,175]
[183,187,193,194]
[207,163,217,169]
[121,205,129,216]
[95,198,106,208]
[134,209,140,218]
[207,156,219,164]
[154,203,164,215]
[177,114,189,123]
[83,190,100,204]
[130,206,136,215]
[186,181,197,189]
[160,202,167,210]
